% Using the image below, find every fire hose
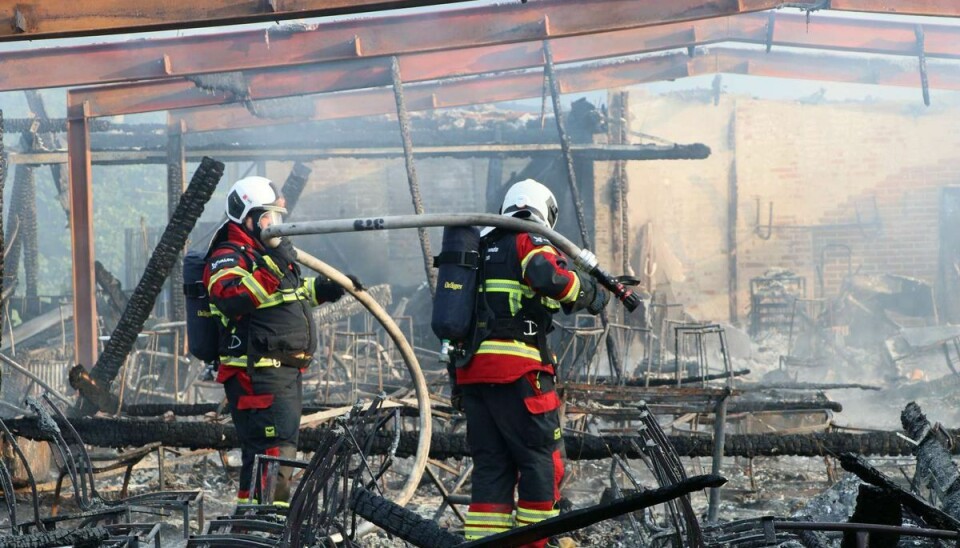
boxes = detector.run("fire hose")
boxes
[264,213,642,312]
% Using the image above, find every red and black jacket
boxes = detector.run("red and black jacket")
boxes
[456,230,585,385]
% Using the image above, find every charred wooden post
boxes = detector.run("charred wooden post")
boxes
[78,157,224,415]
[280,161,311,214]
[841,484,901,548]
[23,91,70,216]
[543,40,623,380]
[901,401,960,520]
[68,364,120,415]
[390,56,436,296]
[839,453,960,531]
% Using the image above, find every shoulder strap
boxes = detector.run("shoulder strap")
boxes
[209,241,261,271]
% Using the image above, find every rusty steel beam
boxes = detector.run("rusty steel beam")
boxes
[67,102,98,371]
[66,10,960,119]
[0,0,480,41]
[173,46,960,133]
[0,0,788,91]
[829,0,960,16]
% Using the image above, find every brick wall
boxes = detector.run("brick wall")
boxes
[621,92,960,323]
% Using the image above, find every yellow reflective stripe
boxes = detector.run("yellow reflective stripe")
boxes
[464,527,511,539]
[516,508,559,520]
[220,356,281,368]
[482,279,524,292]
[465,513,515,525]
[557,272,581,304]
[520,246,557,277]
[242,275,273,305]
[272,500,290,508]
[476,340,541,360]
[302,278,319,305]
[208,266,248,290]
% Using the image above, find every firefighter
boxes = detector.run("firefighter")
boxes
[203,176,357,505]
[457,179,609,546]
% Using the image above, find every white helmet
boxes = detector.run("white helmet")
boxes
[500,178,558,229]
[225,176,287,224]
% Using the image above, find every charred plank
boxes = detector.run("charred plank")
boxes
[901,401,960,521]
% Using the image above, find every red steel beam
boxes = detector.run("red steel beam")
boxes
[0,0,800,92]
[69,9,960,119]
[6,7,960,94]
[66,102,98,371]
[174,47,960,133]
[829,0,960,17]
[0,0,477,41]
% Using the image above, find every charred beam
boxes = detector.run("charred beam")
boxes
[350,474,726,548]
[79,157,224,413]
[11,143,713,165]
[901,401,960,521]
[23,91,70,216]
[4,417,942,459]
[0,525,109,548]
[280,162,312,215]
[838,452,960,532]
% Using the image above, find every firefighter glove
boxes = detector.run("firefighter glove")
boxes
[588,286,610,315]
[267,238,298,270]
[314,276,345,303]
[345,274,365,291]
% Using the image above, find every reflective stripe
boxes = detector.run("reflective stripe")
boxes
[557,273,581,304]
[208,266,248,290]
[464,510,514,540]
[242,275,272,305]
[476,340,541,361]
[464,513,515,524]
[520,246,557,277]
[516,507,559,520]
[220,355,281,368]
[273,500,290,508]
[483,279,534,316]
[302,278,318,305]
[464,526,511,540]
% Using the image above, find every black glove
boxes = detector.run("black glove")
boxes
[451,391,464,413]
[314,276,346,303]
[345,274,364,291]
[266,238,298,270]
[587,286,610,315]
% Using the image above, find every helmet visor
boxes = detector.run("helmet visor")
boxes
[257,208,285,230]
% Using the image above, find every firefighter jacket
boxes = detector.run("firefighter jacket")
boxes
[456,229,584,385]
[203,223,321,371]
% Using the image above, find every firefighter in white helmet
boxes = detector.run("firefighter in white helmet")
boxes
[203,176,359,505]
[457,179,608,545]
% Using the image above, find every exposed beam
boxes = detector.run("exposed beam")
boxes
[11,12,960,91]
[830,0,960,17]
[68,9,960,119]
[67,103,97,371]
[9,143,710,165]
[0,0,478,41]
[172,47,960,133]
[0,0,789,91]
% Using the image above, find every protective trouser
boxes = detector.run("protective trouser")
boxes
[463,374,564,548]
[223,365,302,503]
